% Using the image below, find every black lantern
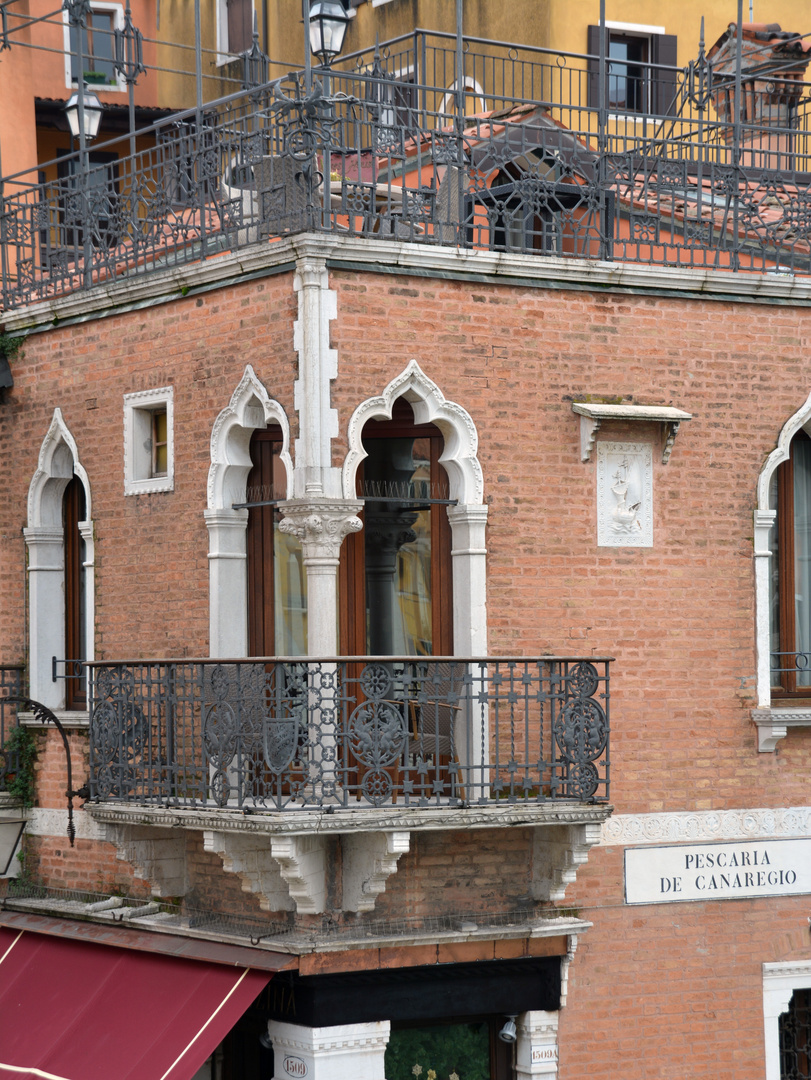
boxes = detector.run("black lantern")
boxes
[65,87,104,141]
[308,0,349,67]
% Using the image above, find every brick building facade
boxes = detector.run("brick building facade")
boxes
[1,233,810,1078]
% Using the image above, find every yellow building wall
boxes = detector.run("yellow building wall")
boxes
[0,1,38,183]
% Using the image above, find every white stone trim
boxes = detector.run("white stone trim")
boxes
[25,409,94,708]
[763,959,811,1080]
[123,385,175,495]
[753,392,811,742]
[203,830,294,912]
[341,831,410,913]
[600,806,811,846]
[206,365,292,657]
[516,1010,559,1078]
[343,361,488,661]
[103,823,188,896]
[267,1020,390,1080]
[269,834,328,914]
[26,807,106,841]
[532,823,604,902]
[604,19,666,34]
[343,359,483,506]
[292,239,341,500]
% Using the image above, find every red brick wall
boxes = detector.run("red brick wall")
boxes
[0,273,298,661]
[4,263,811,1080]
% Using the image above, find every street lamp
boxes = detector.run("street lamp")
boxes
[308,0,349,67]
[65,87,104,142]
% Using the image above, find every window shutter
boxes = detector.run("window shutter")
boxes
[227,0,252,55]
[587,25,601,109]
[651,34,678,116]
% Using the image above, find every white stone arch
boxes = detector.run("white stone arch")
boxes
[25,409,94,710]
[440,77,487,117]
[342,359,488,657]
[205,365,293,657]
[753,392,811,731]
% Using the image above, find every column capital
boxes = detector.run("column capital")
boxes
[279,499,363,565]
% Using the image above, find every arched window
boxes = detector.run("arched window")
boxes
[341,399,452,657]
[26,409,94,711]
[772,429,811,697]
[245,425,306,657]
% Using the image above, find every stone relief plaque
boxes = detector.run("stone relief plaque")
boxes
[596,441,653,547]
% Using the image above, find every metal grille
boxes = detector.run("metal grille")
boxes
[781,988,811,1080]
[87,656,610,809]
[4,28,811,309]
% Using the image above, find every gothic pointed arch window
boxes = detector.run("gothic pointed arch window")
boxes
[340,398,453,657]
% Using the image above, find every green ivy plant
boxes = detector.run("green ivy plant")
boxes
[3,726,38,808]
[0,333,25,362]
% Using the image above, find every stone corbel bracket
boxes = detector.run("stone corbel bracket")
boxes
[342,831,411,913]
[203,830,296,912]
[531,822,603,903]
[751,707,811,752]
[203,830,410,915]
[573,403,692,465]
[102,823,189,897]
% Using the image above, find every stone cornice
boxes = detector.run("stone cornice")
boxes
[7,233,811,334]
[85,801,612,836]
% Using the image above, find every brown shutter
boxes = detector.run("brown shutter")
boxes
[587,25,602,109]
[227,0,252,55]
[651,34,678,116]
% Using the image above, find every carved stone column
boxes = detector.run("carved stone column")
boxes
[279,500,362,656]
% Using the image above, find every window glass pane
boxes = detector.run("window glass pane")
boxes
[385,1022,490,1080]
[608,34,647,111]
[152,410,168,476]
[363,435,433,656]
[274,526,307,655]
[793,436,811,683]
[70,10,115,84]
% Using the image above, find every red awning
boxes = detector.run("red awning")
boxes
[0,927,272,1080]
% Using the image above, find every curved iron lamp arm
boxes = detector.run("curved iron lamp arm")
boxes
[6,697,89,847]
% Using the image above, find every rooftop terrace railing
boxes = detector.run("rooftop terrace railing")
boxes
[86,656,611,810]
[3,31,811,311]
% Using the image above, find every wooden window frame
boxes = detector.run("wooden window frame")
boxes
[246,425,284,658]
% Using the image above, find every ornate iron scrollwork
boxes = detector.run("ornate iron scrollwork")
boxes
[6,697,89,846]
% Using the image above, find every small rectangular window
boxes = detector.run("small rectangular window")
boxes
[63,3,124,90]
[123,387,174,495]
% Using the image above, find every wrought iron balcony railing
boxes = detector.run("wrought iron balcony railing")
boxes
[4,29,811,312]
[86,657,610,810]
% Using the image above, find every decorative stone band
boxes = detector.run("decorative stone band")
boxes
[600,806,811,847]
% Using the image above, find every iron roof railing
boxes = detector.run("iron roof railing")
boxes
[3,30,811,310]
